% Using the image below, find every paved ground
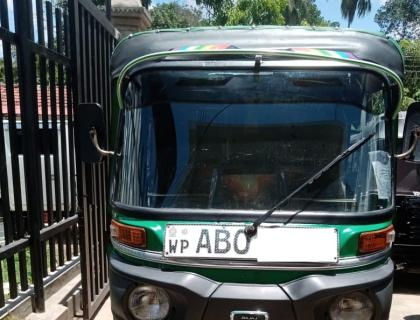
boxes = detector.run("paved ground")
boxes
[94,298,112,320]
[391,271,420,320]
[95,271,420,320]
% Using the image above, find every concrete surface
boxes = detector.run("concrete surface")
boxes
[94,298,112,320]
[26,268,81,320]
[94,271,420,320]
[391,272,420,320]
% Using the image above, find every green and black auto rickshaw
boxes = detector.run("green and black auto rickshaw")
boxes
[76,27,420,320]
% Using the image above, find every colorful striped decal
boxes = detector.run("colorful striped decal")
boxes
[174,44,237,51]
[171,45,359,60]
[289,48,359,60]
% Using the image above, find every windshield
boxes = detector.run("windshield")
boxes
[111,68,392,213]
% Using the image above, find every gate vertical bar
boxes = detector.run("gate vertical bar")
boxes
[55,6,66,267]
[69,1,92,318]
[1,0,18,300]
[46,2,58,272]
[105,0,111,20]
[13,0,45,312]
[36,0,53,278]
[63,12,75,262]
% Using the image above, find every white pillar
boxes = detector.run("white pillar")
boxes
[111,0,152,37]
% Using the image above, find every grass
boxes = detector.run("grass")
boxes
[0,237,78,303]
[1,249,32,285]
[1,249,32,300]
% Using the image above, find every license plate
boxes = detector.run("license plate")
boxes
[164,224,339,263]
[231,311,269,320]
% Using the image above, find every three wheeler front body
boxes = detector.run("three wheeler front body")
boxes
[107,27,404,320]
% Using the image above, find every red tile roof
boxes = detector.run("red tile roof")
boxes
[0,83,69,118]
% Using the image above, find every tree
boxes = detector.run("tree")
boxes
[340,0,371,28]
[226,0,288,25]
[374,0,420,40]
[400,40,420,110]
[195,0,234,25]
[150,3,205,29]
[287,0,338,26]
[197,0,338,26]
[0,58,19,84]
[142,0,151,9]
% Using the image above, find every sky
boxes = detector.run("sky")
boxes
[0,0,45,58]
[315,0,386,31]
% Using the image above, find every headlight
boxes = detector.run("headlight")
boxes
[329,291,374,320]
[128,285,170,320]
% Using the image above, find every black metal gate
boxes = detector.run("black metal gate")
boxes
[69,0,118,318]
[0,0,117,318]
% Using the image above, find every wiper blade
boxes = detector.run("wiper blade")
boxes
[244,131,376,238]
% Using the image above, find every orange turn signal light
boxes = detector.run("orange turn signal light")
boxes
[110,220,146,248]
[359,225,395,254]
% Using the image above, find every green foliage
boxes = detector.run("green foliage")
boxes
[150,2,206,29]
[195,0,338,27]
[195,0,234,25]
[400,40,420,110]
[402,89,417,111]
[340,0,371,27]
[0,59,19,84]
[374,0,420,40]
[226,0,288,25]
[287,0,339,26]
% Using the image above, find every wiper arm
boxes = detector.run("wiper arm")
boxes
[244,131,376,238]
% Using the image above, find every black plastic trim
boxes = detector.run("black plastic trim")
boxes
[283,259,394,320]
[111,201,393,225]
[109,252,394,320]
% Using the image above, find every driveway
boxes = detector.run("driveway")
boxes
[390,271,420,320]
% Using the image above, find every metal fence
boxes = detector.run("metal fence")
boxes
[0,0,80,315]
[0,0,116,317]
[68,0,117,318]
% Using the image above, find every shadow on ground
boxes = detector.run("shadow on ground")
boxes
[394,271,420,295]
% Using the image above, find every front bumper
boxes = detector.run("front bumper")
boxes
[109,252,393,320]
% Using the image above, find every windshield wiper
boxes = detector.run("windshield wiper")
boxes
[244,131,376,238]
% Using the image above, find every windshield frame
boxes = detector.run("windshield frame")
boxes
[115,49,404,118]
[110,62,396,223]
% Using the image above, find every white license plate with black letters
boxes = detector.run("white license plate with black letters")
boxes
[164,224,339,263]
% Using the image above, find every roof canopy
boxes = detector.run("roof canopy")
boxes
[111,27,404,79]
